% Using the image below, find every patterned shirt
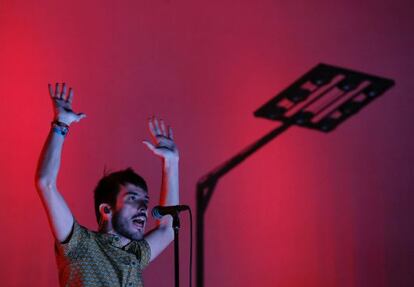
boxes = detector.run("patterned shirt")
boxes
[55,220,151,287]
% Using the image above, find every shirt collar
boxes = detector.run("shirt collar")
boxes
[97,232,141,252]
[98,232,128,248]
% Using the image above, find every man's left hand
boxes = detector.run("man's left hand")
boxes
[142,117,179,162]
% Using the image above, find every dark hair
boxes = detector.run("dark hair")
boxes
[94,167,148,223]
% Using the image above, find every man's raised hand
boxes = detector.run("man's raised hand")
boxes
[142,117,179,162]
[49,83,86,126]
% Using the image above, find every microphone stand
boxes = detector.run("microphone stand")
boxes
[172,212,181,287]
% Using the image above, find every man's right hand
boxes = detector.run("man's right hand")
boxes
[49,83,86,126]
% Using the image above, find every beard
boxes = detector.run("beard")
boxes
[112,211,144,241]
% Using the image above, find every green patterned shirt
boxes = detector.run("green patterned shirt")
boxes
[55,220,151,287]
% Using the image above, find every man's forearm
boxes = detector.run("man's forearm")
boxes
[157,158,179,228]
[35,128,65,188]
[160,158,179,206]
[148,158,179,251]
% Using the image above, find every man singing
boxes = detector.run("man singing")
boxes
[35,83,180,286]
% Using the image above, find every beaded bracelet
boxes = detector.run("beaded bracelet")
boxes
[51,121,69,137]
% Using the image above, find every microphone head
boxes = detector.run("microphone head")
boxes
[151,205,190,220]
[151,207,163,219]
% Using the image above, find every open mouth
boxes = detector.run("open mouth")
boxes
[132,217,146,230]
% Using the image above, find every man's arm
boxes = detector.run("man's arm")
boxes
[143,117,179,262]
[35,83,86,242]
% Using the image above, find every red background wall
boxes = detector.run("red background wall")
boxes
[0,0,413,286]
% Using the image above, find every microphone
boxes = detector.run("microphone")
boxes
[152,205,190,219]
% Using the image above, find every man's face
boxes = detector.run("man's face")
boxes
[112,183,149,241]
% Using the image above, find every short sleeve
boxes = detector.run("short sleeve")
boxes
[54,219,89,258]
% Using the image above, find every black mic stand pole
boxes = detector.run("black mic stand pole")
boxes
[172,212,181,287]
[195,64,395,287]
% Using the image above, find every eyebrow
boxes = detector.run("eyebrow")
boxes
[125,191,149,201]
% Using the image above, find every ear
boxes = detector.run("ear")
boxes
[99,203,112,221]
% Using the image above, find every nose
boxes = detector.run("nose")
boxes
[137,202,148,214]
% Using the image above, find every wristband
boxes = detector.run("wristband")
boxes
[51,121,69,137]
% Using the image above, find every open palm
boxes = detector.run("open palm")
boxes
[143,117,179,161]
[49,83,86,125]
